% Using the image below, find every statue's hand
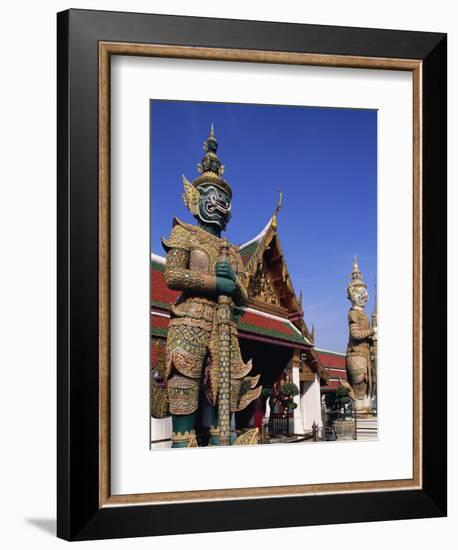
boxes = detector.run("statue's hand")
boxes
[215,261,236,282]
[216,277,236,296]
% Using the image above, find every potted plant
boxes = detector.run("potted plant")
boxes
[279,381,299,435]
[280,382,299,416]
[333,384,355,440]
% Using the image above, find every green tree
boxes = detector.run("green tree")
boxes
[281,382,299,398]
[335,384,351,419]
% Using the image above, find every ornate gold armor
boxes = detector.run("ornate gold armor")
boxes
[346,308,373,399]
[162,218,261,416]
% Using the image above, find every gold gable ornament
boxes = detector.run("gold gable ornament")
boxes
[234,427,259,445]
[249,264,281,306]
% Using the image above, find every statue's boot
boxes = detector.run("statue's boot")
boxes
[171,413,197,448]
[208,406,220,446]
[234,428,259,445]
[171,430,197,448]
[209,424,240,445]
[208,425,220,446]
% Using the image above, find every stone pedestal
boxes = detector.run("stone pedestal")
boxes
[334,419,355,441]
[354,394,372,416]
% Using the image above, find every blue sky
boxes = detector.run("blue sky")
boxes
[150,100,377,353]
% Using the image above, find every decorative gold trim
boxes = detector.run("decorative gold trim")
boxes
[99,41,422,508]
[249,297,289,319]
[99,42,111,508]
[100,42,420,71]
[412,62,423,486]
[104,477,421,507]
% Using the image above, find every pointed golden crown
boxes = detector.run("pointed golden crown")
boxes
[182,125,232,214]
[348,256,367,289]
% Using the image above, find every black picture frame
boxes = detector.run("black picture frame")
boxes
[57,8,447,541]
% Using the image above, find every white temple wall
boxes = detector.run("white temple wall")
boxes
[291,366,305,434]
[300,374,323,431]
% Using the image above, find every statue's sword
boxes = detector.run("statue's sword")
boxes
[217,238,232,446]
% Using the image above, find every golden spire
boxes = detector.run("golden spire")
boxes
[348,255,367,291]
[190,124,231,197]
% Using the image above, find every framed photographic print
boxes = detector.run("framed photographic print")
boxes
[57,9,447,541]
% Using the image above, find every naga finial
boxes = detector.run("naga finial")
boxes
[272,190,283,229]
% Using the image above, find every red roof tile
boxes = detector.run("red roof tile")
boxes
[151,315,170,329]
[238,310,293,336]
[151,261,180,306]
[325,379,342,390]
[316,351,346,368]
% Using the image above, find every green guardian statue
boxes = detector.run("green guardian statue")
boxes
[161,126,262,447]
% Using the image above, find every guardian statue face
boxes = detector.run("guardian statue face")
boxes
[197,184,232,230]
[350,285,369,308]
[182,126,232,232]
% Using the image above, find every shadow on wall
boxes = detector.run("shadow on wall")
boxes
[24,518,56,536]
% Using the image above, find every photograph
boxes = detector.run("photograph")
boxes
[52,8,447,540]
[0,0,452,545]
[150,99,378,449]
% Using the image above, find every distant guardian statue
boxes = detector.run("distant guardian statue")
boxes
[345,257,377,416]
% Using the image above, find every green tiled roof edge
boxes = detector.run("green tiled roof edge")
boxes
[240,240,260,259]
[151,318,304,345]
[151,327,168,338]
[151,260,165,272]
[237,321,305,344]
[151,299,171,309]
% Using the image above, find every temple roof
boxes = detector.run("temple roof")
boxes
[239,218,272,265]
[151,209,314,344]
[315,348,347,390]
[238,213,315,344]
[150,256,308,348]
